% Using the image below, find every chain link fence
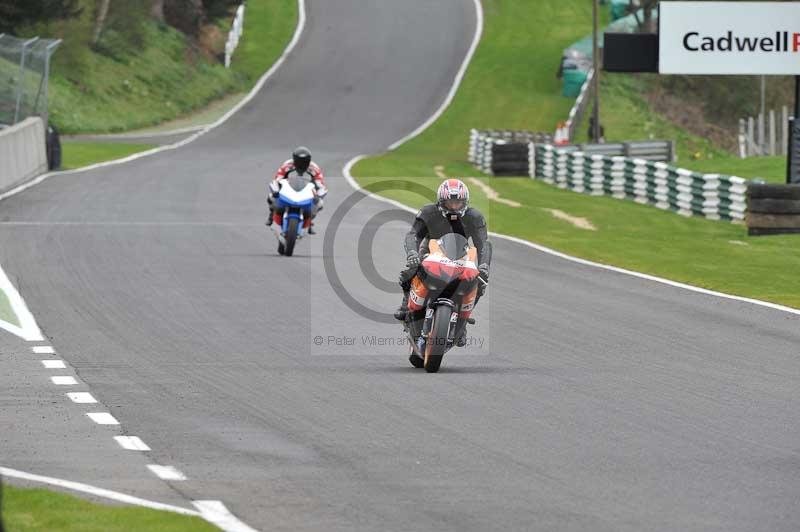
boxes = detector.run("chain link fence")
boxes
[0,34,61,128]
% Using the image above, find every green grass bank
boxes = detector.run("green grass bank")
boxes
[61,142,158,170]
[352,0,800,309]
[49,0,296,134]
[56,0,296,168]
[1,484,219,532]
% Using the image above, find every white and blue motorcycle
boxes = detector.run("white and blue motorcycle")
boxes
[270,174,318,256]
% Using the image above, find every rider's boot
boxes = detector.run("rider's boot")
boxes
[266,208,274,226]
[308,223,316,235]
[408,353,424,368]
[393,291,410,321]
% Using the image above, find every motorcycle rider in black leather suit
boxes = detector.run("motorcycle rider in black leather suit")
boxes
[394,179,492,321]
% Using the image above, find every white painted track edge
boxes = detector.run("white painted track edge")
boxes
[339,0,800,319]
[0,262,43,341]
[0,466,199,516]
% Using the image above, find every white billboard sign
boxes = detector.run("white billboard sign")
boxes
[660,2,800,75]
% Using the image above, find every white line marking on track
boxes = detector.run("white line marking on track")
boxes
[32,346,54,354]
[51,376,77,385]
[41,359,66,369]
[340,0,799,320]
[193,500,260,532]
[0,466,199,516]
[386,1,483,150]
[114,436,151,451]
[0,264,43,341]
[66,392,97,404]
[87,412,120,425]
[147,465,187,481]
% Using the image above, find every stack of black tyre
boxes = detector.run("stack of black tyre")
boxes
[746,183,800,235]
[490,142,530,176]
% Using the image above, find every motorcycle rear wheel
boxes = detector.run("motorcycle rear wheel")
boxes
[424,305,451,373]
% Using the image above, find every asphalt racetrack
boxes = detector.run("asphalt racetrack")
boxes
[1,1,800,531]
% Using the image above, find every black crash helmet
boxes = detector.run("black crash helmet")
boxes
[292,146,312,173]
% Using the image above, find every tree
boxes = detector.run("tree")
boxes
[92,0,111,45]
[0,0,82,34]
[151,0,165,22]
[202,0,239,19]
[163,0,204,36]
[629,0,657,33]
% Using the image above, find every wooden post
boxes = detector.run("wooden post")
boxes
[782,105,789,156]
[591,0,601,143]
[739,119,746,159]
[769,109,776,156]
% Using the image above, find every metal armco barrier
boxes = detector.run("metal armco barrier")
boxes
[0,116,48,194]
[746,184,800,235]
[532,144,747,222]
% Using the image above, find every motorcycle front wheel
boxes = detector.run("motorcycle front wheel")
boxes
[424,305,451,373]
[284,217,299,256]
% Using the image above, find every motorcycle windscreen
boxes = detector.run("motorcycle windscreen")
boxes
[287,174,310,192]
[437,233,470,261]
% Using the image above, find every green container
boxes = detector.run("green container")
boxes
[562,69,587,98]
[610,0,629,20]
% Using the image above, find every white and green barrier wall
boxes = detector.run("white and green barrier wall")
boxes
[532,144,747,222]
[468,130,747,223]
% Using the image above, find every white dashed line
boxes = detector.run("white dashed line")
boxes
[66,392,97,404]
[114,436,151,451]
[41,359,66,369]
[86,412,120,425]
[51,376,77,385]
[32,346,55,354]
[147,465,187,481]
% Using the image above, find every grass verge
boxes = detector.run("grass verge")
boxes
[352,0,800,309]
[61,142,157,170]
[1,484,218,532]
[0,288,19,327]
[49,0,296,134]
[681,156,787,184]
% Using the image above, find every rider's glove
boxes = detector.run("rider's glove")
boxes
[406,250,421,269]
[269,181,280,197]
[478,263,490,284]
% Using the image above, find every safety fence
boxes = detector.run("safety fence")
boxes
[532,144,747,222]
[738,107,790,158]
[564,69,593,143]
[0,34,60,127]
[224,4,245,68]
